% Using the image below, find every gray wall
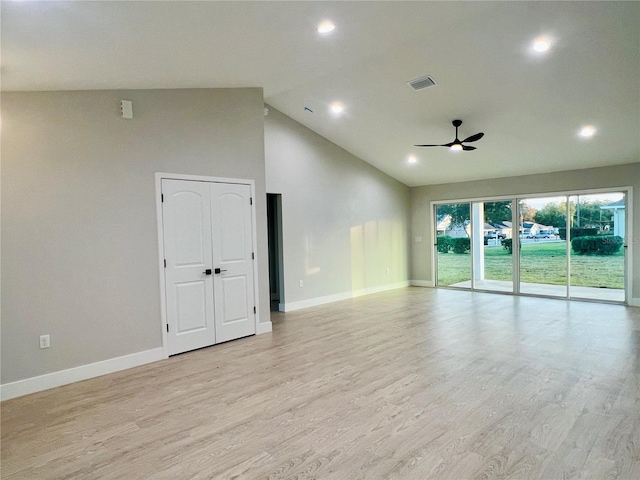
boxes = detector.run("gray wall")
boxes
[1,88,270,384]
[264,107,410,306]
[411,163,640,299]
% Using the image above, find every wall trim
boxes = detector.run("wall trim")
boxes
[0,348,165,401]
[630,298,640,307]
[411,280,434,287]
[282,281,410,312]
[256,322,273,334]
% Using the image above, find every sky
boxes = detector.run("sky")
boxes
[522,193,624,210]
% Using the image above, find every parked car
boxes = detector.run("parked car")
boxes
[484,232,506,244]
[484,232,506,240]
[527,232,551,239]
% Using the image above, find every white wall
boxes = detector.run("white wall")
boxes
[264,107,410,310]
[410,163,640,301]
[1,88,270,386]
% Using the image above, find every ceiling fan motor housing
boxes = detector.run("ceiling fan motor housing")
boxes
[414,119,483,151]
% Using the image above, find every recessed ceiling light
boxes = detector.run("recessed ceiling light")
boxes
[329,102,344,114]
[532,36,551,53]
[408,156,417,164]
[579,125,597,138]
[317,21,336,34]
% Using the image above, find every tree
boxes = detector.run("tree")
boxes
[436,203,470,226]
[484,201,512,224]
[573,200,610,229]
[520,202,537,222]
[438,202,514,226]
[529,199,612,234]
[534,202,568,227]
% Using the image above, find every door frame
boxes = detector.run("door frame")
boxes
[155,172,261,358]
[430,186,633,305]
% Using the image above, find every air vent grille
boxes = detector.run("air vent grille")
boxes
[408,75,437,91]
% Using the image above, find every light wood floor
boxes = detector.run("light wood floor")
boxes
[2,287,640,479]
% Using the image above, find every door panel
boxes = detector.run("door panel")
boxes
[568,193,625,302]
[217,193,247,261]
[175,282,208,332]
[473,200,514,293]
[435,203,471,287]
[221,276,249,323]
[518,197,567,298]
[172,192,208,266]
[162,179,216,355]
[211,183,256,342]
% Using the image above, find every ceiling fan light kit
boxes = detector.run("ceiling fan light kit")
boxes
[415,119,484,151]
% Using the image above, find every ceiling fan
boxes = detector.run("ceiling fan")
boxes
[415,120,484,151]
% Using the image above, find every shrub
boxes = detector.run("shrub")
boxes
[571,235,623,255]
[501,238,513,254]
[437,236,451,253]
[559,227,598,240]
[450,237,470,254]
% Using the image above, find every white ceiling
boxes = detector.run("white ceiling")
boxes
[2,1,639,187]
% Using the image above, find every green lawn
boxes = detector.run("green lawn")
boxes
[437,241,624,288]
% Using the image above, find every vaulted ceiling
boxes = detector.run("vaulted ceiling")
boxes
[2,1,638,186]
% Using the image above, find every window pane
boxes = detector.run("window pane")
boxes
[474,200,513,292]
[569,193,625,302]
[519,197,567,297]
[436,203,471,287]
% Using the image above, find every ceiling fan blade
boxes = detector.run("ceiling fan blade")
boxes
[414,143,450,147]
[462,145,477,151]
[462,132,484,143]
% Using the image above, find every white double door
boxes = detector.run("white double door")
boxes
[162,179,256,355]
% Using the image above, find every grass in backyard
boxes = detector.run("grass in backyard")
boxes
[437,241,624,288]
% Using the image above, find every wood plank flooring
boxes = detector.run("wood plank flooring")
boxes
[2,287,640,479]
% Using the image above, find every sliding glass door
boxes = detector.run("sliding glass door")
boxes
[435,203,471,287]
[434,190,627,304]
[568,193,626,302]
[435,200,515,292]
[473,200,514,293]
[518,197,567,298]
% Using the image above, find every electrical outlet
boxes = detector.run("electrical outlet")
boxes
[40,334,50,349]
[299,280,304,288]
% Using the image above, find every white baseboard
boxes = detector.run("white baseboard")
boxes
[256,322,273,334]
[282,281,410,312]
[630,297,640,307]
[0,347,165,401]
[410,280,434,287]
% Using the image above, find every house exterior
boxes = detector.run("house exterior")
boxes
[436,214,469,238]
[601,199,626,237]
[520,222,555,238]
[494,221,513,239]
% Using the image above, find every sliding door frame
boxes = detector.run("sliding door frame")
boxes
[430,186,633,304]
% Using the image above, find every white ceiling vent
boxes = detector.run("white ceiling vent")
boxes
[408,75,437,91]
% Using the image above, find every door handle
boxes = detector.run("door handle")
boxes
[214,268,227,274]
[203,269,212,275]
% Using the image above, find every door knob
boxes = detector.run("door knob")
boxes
[214,268,228,274]
[203,269,212,275]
